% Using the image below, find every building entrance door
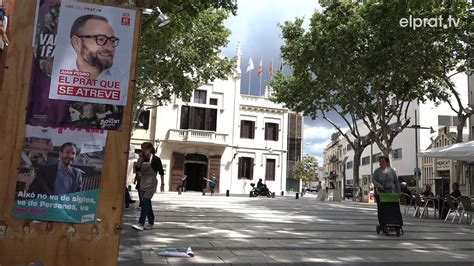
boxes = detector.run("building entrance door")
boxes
[434,171,450,197]
[184,154,208,191]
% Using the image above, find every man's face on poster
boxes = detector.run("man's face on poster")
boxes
[72,19,116,72]
[83,104,95,119]
[59,145,76,167]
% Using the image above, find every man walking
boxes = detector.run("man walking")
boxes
[181,174,187,192]
[209,173,217,196]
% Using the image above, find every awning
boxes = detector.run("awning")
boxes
[418,141,474,162]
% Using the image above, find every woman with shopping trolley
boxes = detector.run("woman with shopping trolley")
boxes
[372,155,403,236]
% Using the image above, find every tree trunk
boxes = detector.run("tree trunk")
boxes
[352,150,362,201]
[453,115,467,183]
[378,140,391,163]
[456,114,466,143]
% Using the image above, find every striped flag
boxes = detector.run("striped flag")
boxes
[246,57,254,72]
[257,58,263,77]
[269,58,273,77]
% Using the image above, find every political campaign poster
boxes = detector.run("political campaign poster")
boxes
[27,0,124,130]
[48,1,136,106]
[13,125,107,224]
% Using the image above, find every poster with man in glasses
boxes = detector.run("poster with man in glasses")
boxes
[26,0,124,130]
[49,1,136,106]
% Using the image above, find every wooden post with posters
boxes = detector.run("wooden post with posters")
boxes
[0,0,140,264]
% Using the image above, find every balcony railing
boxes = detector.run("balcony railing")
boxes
[167,129,227,145]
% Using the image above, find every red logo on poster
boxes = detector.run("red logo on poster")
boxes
[121,16,131,26]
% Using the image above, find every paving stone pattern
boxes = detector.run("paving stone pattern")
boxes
[118,192,474,265]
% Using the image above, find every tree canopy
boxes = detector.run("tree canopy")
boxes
[292,155,319,185]
[271,0,471,192]
[271,0,472,156]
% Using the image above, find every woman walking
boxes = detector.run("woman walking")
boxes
[372,156,403,236]
[372,156,400,194]
[132,142,164,231]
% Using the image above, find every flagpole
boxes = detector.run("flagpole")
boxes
[259,76,262,96]
[248,71,251,95]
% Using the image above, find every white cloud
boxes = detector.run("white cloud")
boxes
[302,125,349,164]
[306,139,331,153]
[304,125,336,140]
[303,125,349,141]
[314,156,323,165]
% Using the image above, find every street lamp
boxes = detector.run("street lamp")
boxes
[142,7,171,27]
[405,110,435,191]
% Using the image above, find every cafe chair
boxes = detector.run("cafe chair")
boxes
[422,195,438,219]
[413,194,424,218]
[458,196,474,225]
[399,192,413,217]
[444,196,460,223]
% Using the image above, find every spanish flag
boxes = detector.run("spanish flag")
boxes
[257,58,263,77]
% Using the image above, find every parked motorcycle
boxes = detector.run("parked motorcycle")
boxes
[249,183,273,198]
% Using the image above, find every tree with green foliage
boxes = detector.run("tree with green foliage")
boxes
[292,155,319,186]
[427,1,473,143]
[271,0,471,191]
[427,1,473,184]
[103,0,238,130]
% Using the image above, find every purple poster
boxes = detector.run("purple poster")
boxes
[26,0,123,130]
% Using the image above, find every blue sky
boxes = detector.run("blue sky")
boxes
[221,0,341,164]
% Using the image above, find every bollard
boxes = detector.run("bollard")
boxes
[178,187,182,195]
[295,192,299,199]
[272,192,275,198]
[226,190,230,197]
[202,191,206,196]
[281,191,284,196]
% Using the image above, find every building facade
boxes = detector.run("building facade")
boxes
[286,113,303,192]
[421,127,458,197]
[130,46,303,194]
[322,133,346,198]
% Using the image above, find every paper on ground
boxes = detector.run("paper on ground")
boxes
[152,247,194,257]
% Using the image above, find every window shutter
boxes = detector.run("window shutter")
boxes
[211,109,217,131]
[275,124,279,141]
[189,107,195,129]
[264,123,268,140]
[249,158,254,179]
[205,109,211,130]
[180,106,189,129]
[265,159,276,181]
[240,120,244,138]
[272,160,275,180]
[251,121,255,139]
[238,157,243,179]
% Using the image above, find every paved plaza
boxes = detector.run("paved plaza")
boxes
[118,192,474,265]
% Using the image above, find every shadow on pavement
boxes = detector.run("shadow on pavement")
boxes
[118,192,474,265]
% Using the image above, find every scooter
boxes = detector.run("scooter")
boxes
[249,183,273,198]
